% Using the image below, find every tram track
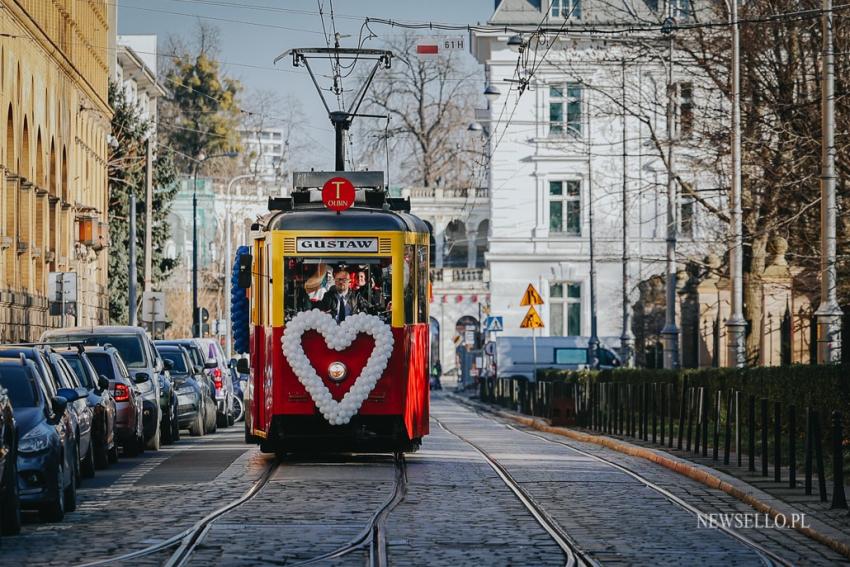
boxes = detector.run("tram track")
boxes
[432,415,598,567]
[451,396,793,567]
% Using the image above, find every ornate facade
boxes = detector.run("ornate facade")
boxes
[0,1,112,340]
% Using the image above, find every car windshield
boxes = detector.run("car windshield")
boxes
[0,366,39,407]
[62,355,95,389]
[48,334,147,368]
[86,353,114,379]
[160,350,188,373]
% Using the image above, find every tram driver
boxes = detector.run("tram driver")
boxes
[319,268,374,322]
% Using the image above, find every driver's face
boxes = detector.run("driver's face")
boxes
[334,273,350,293]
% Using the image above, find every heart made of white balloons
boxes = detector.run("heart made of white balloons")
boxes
[281,309,394,425]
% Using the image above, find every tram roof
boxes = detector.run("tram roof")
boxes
[267,205,430,234]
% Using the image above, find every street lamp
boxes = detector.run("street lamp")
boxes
[224,173,255,358]
[192,150,238,338]
[507,34,524,53]
[483,84,501,103]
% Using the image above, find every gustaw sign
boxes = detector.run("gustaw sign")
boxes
[296,237,379,253]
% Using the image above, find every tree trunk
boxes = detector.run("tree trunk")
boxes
[744,234,769,363]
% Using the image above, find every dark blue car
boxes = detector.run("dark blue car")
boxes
[0,358,79,522]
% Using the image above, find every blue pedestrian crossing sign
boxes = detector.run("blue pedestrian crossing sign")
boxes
[484,316,504,332]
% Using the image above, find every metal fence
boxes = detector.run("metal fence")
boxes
[478,375,848,509]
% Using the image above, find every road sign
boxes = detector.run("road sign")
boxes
[416,36,465,56]
[484,341,496,356]
[322,176,355,211]
[140,291,166,323]
[520,305,544,329]
[48,272,77,303]
[484,316,503,332]
[520,284,544,306]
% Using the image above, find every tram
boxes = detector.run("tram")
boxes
[232,171,430,453]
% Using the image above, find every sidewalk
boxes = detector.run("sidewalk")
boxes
[452,390,850,560]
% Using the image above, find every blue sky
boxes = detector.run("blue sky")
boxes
[118,0,494,163]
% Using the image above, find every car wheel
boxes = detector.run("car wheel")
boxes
[64,462,77,513]
[146,423,161,451]
[74,442,83,486]
[161,409,173,445]
[1,442,21,535]
[172,401,181,442]
[94,429,109,470]
[207,404,217,434]
[81,440,96,479]
[123,435,138,458]
[189,408,204,437]
[137,433,146,454]
[39,461,65,523]
[108,442,119,464]
[227,400,235,427]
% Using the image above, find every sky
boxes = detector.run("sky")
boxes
[118,0,494,167]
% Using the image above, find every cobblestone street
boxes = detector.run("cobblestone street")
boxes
[4,395,846,566]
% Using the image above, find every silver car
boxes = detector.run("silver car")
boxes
[196,339,235,428]
[41,327,165,450]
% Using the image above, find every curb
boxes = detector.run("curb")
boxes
[451,394,850,561]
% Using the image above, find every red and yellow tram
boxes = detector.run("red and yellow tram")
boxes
[236,172,430,453]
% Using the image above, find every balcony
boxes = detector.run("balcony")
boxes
[430,267,488,284]
[407,187,489,200]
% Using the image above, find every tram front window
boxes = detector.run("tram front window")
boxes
[284,257,393,323]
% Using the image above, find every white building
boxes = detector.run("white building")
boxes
[472,0,723,359]
[115,35,164,128]
[239,128,288,190]
[401,186,491,379]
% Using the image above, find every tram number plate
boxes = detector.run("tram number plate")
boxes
[296,237,379,253]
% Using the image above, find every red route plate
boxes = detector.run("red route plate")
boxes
[322,177,356,212]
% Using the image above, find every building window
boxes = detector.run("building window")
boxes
[550,282,581,336]
[549,84,582,136]
[673,0,691,21]
[680,199,694,238]
[550,0,581,19]
[679,82,693,139]
[549,180,581,235]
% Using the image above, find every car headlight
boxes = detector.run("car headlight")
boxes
[19,428,51,453]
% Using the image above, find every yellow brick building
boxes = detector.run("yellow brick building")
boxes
[0,1,112,341]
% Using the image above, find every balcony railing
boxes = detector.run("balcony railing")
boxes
[430,267,487,283]
[408,187,489,200]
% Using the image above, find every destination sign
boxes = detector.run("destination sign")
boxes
[296,237,378,253]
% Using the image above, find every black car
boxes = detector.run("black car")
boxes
[155,345,215,437]
[0,378,20,535]
[58,349,118,469]
[156,340,217,434]
[0,347,92,484]
[0,358,79,522]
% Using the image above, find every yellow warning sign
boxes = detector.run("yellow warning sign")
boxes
[520,305,545,329]
[520,284,544,306]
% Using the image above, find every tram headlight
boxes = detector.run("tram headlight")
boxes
[327,362,347,382]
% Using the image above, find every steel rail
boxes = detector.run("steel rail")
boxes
[289,452,407,567]
[76,457,279,567]
[432,416,597,567]
[460,398,792,567]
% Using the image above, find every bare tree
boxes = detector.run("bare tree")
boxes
[359,32,482,188]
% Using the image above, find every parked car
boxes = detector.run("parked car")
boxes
[0,358,79,522]
[84,346,145,457]
[155,340,217,434]
[156,345,215,436]
[0,379,20,535]
[229,358,249,423]
[0,346,94,482]
[495,336,622,380]
[57,348,118,468]
[41,327,165,450]
[196,338,236,427]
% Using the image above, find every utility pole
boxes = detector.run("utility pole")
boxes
[192,163,200,338]
[143,138,154,303]
[620,61,634,367]
[588,114,599,369]
[726,0,747,368]
[661,6,680,370]
[129,194,137,326]
[815,0,842,363]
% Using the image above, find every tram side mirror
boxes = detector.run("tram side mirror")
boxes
[236,359,250,375]
[237,254,253,289]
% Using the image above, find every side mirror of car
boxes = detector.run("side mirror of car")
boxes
[76,387,89,400]
[98,375,110,392]
[236,359,250,375]
[134,372,151,384]
[163,359,174,371]
[237,253,253,289]
[56,387,80,402]
[204,361,218,370]
[193,365,203,375]
[51,396,68,419]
